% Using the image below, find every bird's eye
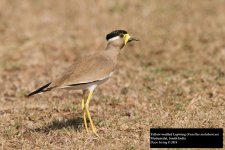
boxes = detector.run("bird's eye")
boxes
[119,34,124,38]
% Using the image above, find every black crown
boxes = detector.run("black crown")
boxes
[106,30,127,41]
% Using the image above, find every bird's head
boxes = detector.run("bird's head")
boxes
[106,30,139,49]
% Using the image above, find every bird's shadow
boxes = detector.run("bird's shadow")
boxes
[33,117,87,133]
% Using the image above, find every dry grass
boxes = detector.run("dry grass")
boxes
[0,0,224,149]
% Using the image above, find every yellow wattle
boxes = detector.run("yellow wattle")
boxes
[124,34,131,45]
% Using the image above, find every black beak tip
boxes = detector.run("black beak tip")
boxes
[131,37,139,41]
[128,37,139,43]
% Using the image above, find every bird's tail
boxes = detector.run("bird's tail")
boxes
[26,82,52,97]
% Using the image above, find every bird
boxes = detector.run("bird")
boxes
[27,30,139,135]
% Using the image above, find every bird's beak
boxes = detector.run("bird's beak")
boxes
[124,34,139,45]
[128,37,139,43]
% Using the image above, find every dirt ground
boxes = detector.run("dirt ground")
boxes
[0,0,224,149]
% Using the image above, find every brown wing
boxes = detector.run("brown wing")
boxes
[50,53,115,88]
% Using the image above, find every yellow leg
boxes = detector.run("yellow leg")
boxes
[85,91,98,135]
[81,91,88,132]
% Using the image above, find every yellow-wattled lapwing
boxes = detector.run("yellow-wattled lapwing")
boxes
[27,30,139,135]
